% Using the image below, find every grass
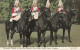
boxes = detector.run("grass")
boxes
[0,23,80,47]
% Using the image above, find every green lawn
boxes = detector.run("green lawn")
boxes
[0,23,80,47]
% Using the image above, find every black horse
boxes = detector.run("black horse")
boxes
[34,7,53,47]
[49,9,76,45]
[5,7,32,47]
[22,18,36,47]
[34,7,63,47]
[47,10,66,45]
[68,8,76,23]
[61,8,76,43]
[38,8,64,45]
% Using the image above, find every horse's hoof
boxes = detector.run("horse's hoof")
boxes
[11,42,13,46]
[69,40,72,43]
[38,44,40,47]
[55,42,58,45]
[7,41,9,46]
[21,45,23,47]
[38,45,40,47]
[23,44,26,47]
[44,45,46,47]
[50,42,52,45]
[11,40,13,46]
[7,44,9,46]
[62,41,64,43]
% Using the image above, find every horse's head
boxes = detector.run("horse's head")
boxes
[25,7,32,17]
[70,8,76,16]
[40,6,46,12]
[58,10,68,22]
[21,6,32,22]
[44,8,52,18]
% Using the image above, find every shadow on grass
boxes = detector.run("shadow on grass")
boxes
[13,34,70,47]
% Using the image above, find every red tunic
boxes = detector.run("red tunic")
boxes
[30,6,39,12]
[11,8,21,18]
[56,8,65,13]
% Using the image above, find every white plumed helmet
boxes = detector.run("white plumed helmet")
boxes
[33,0,37,5]
[58,0,63,8]
[14,0,20,6]
[46,0,50,8]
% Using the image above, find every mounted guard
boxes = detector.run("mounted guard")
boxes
[10,0,21,22]
[9,0,21,32]
[56,0,65,13]
[45,0,53,20]
[30,0,39,19]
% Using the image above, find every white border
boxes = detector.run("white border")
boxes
[0,47,80,50]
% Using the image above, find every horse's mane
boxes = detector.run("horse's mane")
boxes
[52,12,60,20]
[66,10,74,21]
[19,7,31,23]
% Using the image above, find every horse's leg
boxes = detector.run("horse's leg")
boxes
[50,30,53,45]
[54,31,58,44]
[25,31,29,45]
[37,30,41,47]
[26,35,31,45]
[19,32,23,47]
[25,29,31,45]
[68,27,72,42]
[25,32,30,45]
[6,30,9,46]
[42,32,46,47]
[51,32,54,40]
[28,29,32,44]
[10,30,15,46]
[72,17,75,23]
[20,33,25,47]
[62,28,65,43]
[26,35,28,45]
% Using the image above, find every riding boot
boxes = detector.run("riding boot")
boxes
[16,22,19,33]
[15,21,18,33]
[13,20,15,29]
[13,20,18,33]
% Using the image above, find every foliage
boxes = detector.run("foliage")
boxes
[0,0,80,23]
